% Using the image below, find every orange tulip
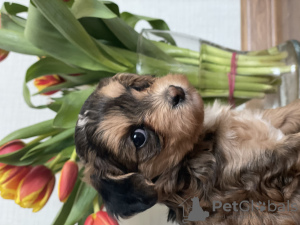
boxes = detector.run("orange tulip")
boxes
[0,165,31,200]
[58,160,78,202]
[0,140,25,170]
[84,211,119,225]
[16,165,55,212]
[0,49,9,62]
[33,75,65,95]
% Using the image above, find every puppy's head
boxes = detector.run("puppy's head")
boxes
[75,73,204,217]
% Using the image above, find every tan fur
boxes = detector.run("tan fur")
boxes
[263,100,300,134]
[97,114,133,156]
[98,80,125,98]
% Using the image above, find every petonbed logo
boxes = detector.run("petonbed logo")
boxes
[179,196,209,223]
[179,197,298,223]
[213,200,297,213]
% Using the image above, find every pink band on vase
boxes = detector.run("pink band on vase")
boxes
[227,52,238,107]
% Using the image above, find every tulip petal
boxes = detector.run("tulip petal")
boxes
[58,160,78,202]
[0,140,25,155]
[16,165,54,208]
[0,49,9,62]
[33,75,65,95]
[0,165,14,180]
[95,211,119,225]
[0,166,23,184]
[31,176,55,212]
[84,213,96,225]
[0,140,25,170]
[0,163,7,170]
[0,166,31,200]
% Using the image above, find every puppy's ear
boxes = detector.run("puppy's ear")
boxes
[92,172,158,218]
[113,73,155,91]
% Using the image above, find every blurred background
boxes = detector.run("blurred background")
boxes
[1,0,298,224]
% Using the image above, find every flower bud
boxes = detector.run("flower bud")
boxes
[0,166,31,200]
[84,211,119,225]
[16,165,55,212]
[33,75,65,95]
[0,140,25,169]
[58,160,78,202]
[0,49,9,62]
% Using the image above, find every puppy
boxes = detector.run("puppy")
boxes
[75,73,300,225]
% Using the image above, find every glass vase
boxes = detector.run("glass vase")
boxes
[137,29,300,109]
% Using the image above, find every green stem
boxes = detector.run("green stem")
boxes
[151,41,199,58]
[175,57,199,66]
[26,131,58,146]
[70,148,77,161]
[199,80,276,92]
[93,196,100,213]
[176,55,286,67]
[202,54,286,67]
[48,152,63,171]
[200,70,272,83]
[202,62,293,75]
[198,89,265,99]
[202,44,288,61]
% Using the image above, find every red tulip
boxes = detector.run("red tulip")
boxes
[15,165,55,212]
[58,160,78,202]
[0,140,25,170]
[84,211,119,225]
[0,165,31,200]
[0,49,9,62]
[33,75,65,95]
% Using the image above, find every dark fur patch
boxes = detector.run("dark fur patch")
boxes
[92,173,158,218]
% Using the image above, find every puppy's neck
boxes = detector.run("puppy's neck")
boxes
[154,102,232,218]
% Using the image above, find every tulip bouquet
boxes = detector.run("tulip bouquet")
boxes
[0,0,299,224]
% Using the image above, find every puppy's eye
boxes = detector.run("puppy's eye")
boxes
[131,128,147,148]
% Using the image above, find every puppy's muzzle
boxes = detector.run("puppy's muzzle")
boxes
[167,85,185,107]
[92,173,158,218]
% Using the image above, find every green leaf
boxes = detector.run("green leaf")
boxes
[71,0,117,19]
[103,17,176,63]
[26,136,75,166]
[31,0,126,72]
[1,2,28,27]
[47,101,63,113]
[64,182,97,225]
[121,12,176,45]
[78,17,124,47]
[23,81,47,109]
[0,29,45,55]
[0,10,45,56]
[2,2,28,14]
[52,174,83,225]
[25,57,84,82]
[35,71,113,95]
[53,88,94,128]
[59,145,75,158]
[1,8,24,32]
[77,204,94,225]
[25,4,109,71]
[22,128,74,159]
[0,119,56,146]
[104,1,120,17]
[0,143,40,166]
[0,5,44,55]
[121,12,169,29]
[94,39,133,68]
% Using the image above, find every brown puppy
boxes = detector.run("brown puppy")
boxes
[75,73,300,225]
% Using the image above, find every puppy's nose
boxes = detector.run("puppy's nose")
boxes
[167,85,185,107]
